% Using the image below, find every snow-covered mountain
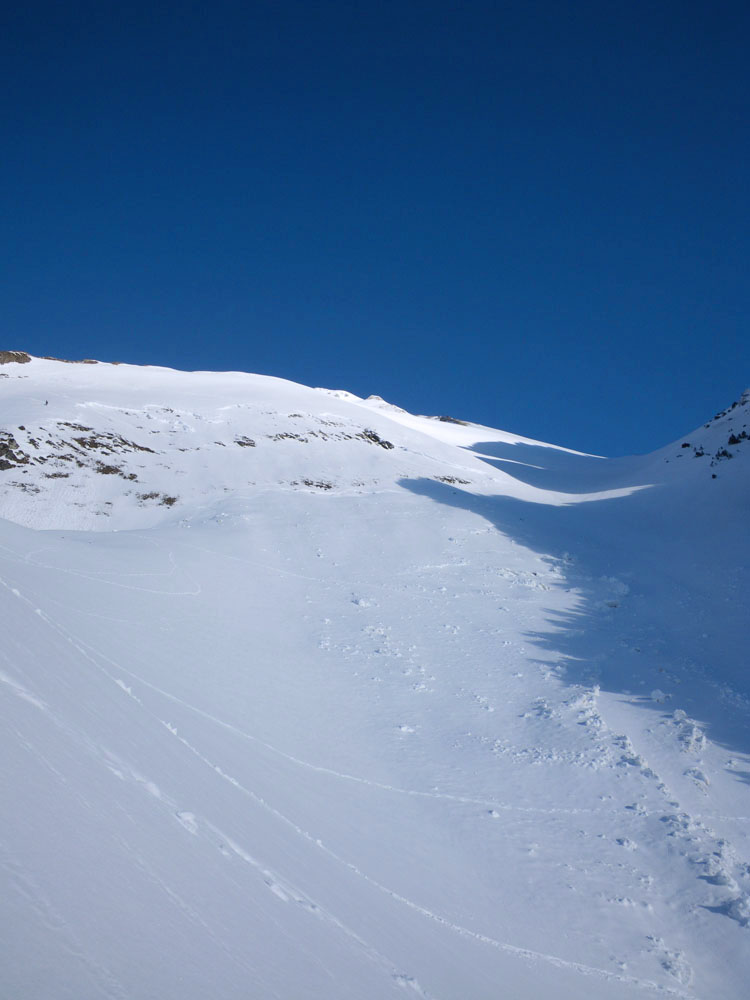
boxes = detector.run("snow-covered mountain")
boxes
[1,352,748,999]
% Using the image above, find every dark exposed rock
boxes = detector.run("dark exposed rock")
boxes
[56,425,155,455]
[270,432,306,442]
[94,462,137,480]
[43,356,98,364]
[0,351,31,364]
[0,434,31,470]
[358,429,395,449]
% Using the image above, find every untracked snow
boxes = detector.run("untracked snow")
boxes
[1,354,749,999]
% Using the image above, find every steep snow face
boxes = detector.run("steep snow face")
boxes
[1,355,749,1000]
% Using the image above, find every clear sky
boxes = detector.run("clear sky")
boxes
[3,1,748,455]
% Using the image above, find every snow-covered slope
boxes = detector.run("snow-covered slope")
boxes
[1,353,749,999]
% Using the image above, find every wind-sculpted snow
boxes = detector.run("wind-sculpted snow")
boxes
[1,356,749,998]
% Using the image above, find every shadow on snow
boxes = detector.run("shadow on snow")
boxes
[399,447,750,764]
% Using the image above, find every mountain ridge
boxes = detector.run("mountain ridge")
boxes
[1,353,748,533]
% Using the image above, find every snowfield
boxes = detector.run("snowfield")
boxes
[1,353,749,999]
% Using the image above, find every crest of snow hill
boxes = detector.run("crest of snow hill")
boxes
[0,353,423,530]
[0,351,748,532]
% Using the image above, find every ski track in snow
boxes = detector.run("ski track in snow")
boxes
[1,672,268,989]
[0,839,130,1000]
[164,725,702,1000]
[0,578,440,998]
[0,663,48,710]
[15,581,613,818]
[18,544,204,596]
[0,548,603,820]
[0,574,714,999]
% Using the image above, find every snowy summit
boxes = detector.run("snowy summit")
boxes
[1,352,749,999]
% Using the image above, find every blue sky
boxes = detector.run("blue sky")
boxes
[3,1,748,455]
